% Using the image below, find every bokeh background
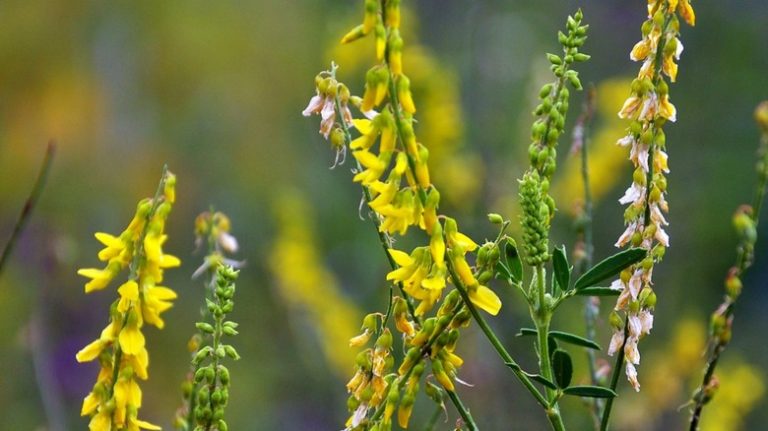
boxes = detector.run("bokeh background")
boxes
[0,0,766,430]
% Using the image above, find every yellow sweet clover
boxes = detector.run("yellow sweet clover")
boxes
[303,2,503,428]
[76,168,179,431]
[607,0,695,392]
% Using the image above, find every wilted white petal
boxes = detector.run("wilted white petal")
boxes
[631,142,650,172]
[639,310,654,335]
[218,232,239,254]
[675,38,684,60]
[628,315,642,338]
[650,203,668,226]
[617,135,634,147]
[626,362,640,391]
[608,330,625,356]
[655,225,670,247]
[302,94,324,117]
[629,271,643,299]
[615,222,638,248]
[362,109,379,120]
[619,184,645,205]
[625,336,640,365]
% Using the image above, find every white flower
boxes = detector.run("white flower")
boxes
[626,362,640,391]
[608,329,625,356]
[619,183,646,205]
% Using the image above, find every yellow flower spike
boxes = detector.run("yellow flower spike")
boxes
[117,280,139,311]
[131,419,161,431]
[397,400,414,429]
[415,143,431,188]
[158,253,181,268]
[393,152,408,176]
[451,253,476,287]
[387,29,404,76]
[388,248,414,267]
[88,410,111,431]
[468,285,502,316]
[397,75,416,114]
[163,171,176,204]
[76,339,109,363]
[421,265,446,291]
[354,118,375,135]
[379,123,397,154]
[659,94,677,122]
[95,232,125,261]
[385,0,401,28]
[341,24,367,44]
[362,0,378,33]
[128,348,149,380]
[78,267,118,293]
[678,0,695,26]
[81,392,100,416]
[429,223,445,264]
[432,359,455,391]
[118,310,146,355]
[663,57,678,82]
[630,39,651,61]
[375,21,387,61]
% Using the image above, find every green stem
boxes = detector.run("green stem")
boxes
[533,266,565,431]
[575,86,602,425]
[690,113,768,431]
[0,141,56,279]
[600,319,628,431]
[447,390,477,431]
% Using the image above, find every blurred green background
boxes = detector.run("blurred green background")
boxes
[0,0,766,430]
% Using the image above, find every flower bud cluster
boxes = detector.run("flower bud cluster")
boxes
[189,266,240,431]
[609,0,695,391]
[519,170,551,266]
[529,10,589,181]
[76,169,179,431]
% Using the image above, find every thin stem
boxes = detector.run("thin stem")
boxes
[447,390,477,431]
[600,319,628,431]
[533,266,565,431]
[574,86,602,425]
[422,405,443,431]
[0,141,56,279]
[444,259,549,410]
[689,111,768,430]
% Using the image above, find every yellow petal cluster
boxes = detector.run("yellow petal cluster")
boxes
[76,170,179,431]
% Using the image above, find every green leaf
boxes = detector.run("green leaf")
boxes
[563,385,617,398]
[516,328,601,351]
[552,349,573,388]
[552,245,571,293]
[573,287,621,297]
[503,363,558,390]
[495,262,514,282]
[574,248,647,290]
[529,373,558,390]
[548,331,601,350]
[504,240,523,283]
[515,328,538,337]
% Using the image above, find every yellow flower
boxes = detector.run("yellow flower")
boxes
[77,168,178,430]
